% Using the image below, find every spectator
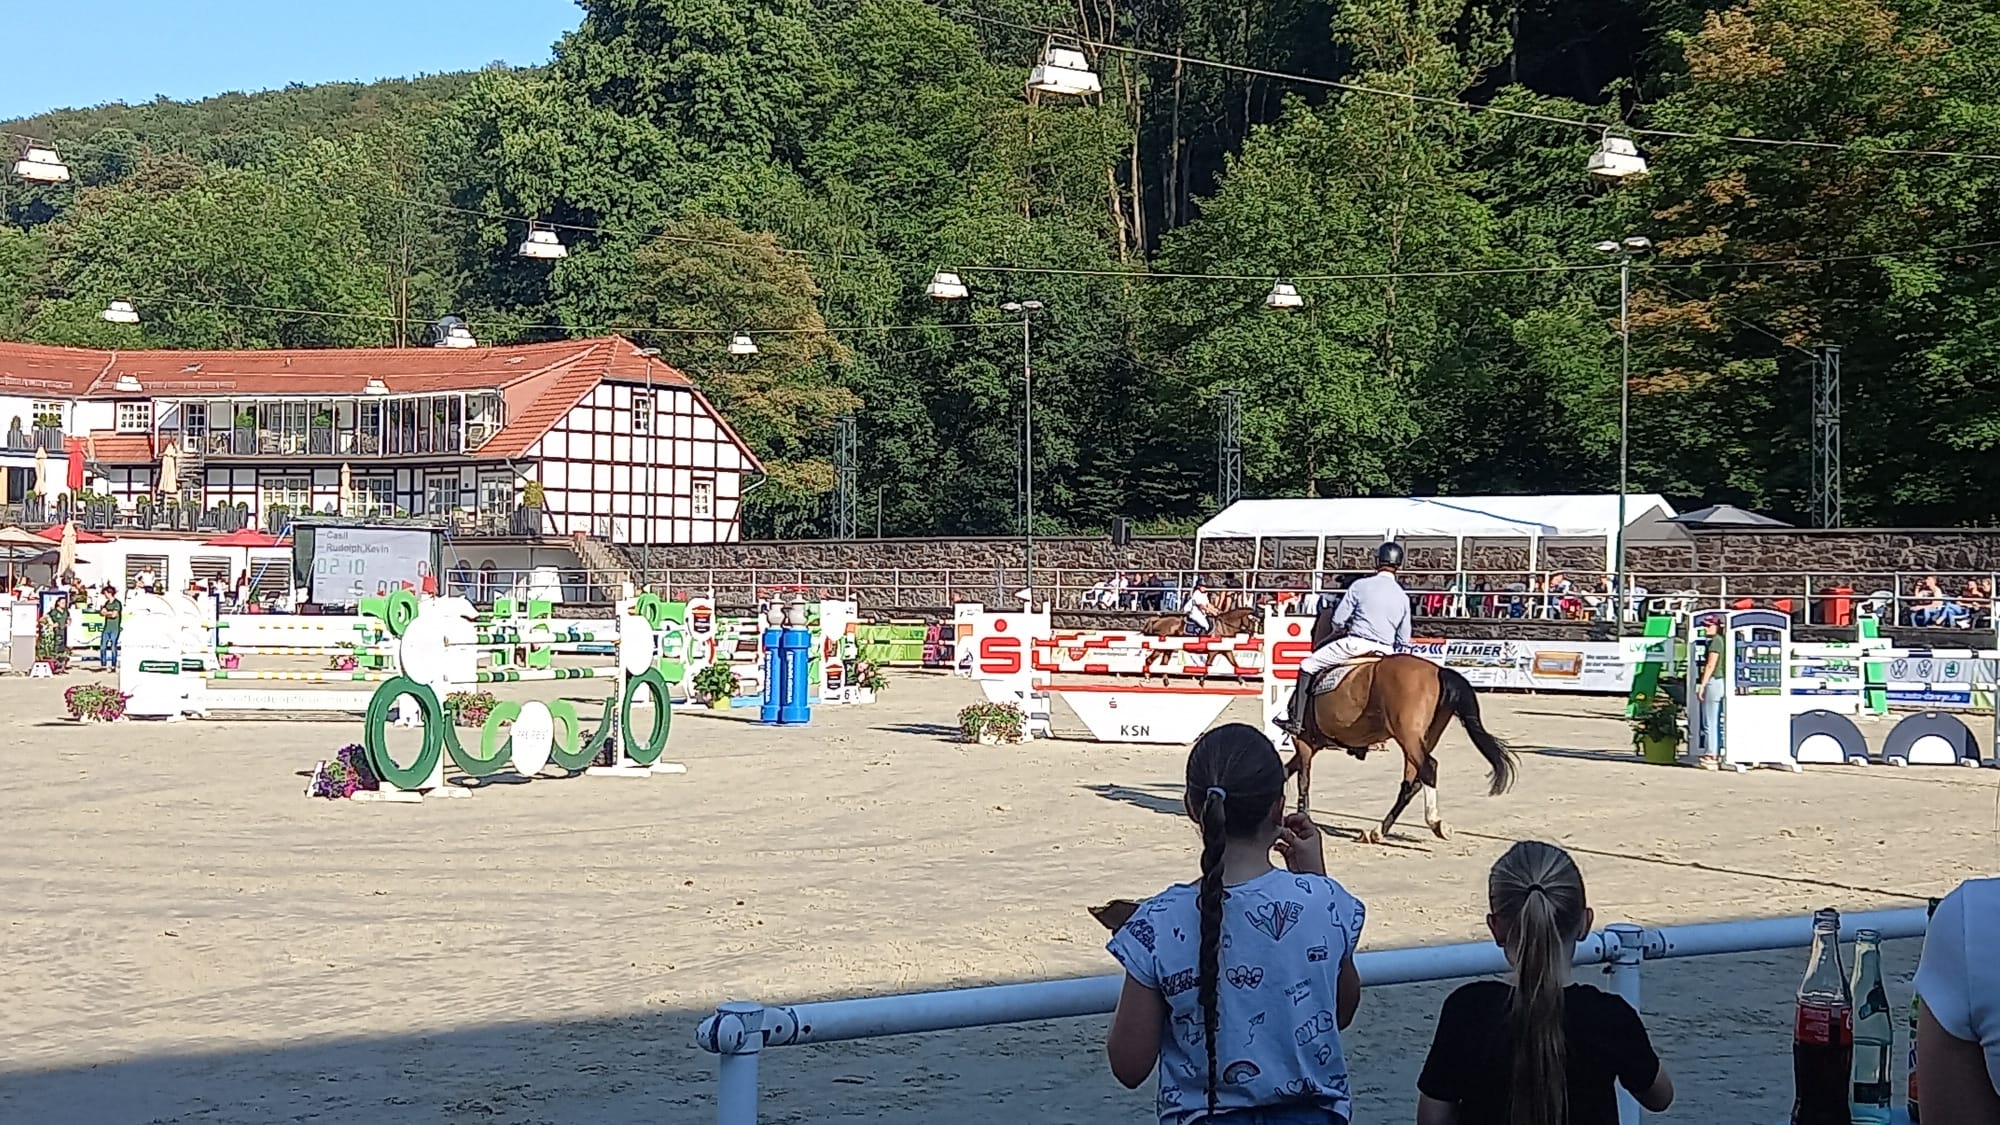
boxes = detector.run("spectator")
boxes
[1912,575,1946,626]
[1417,841,1674,1125]
[38,593,70,673]
[1105,723,1362,1124]
[97,584,121,671]
[1915,877,2000,1121]
[1693,615,1726,770]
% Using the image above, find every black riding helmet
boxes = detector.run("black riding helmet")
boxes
[1375,541,1404,570]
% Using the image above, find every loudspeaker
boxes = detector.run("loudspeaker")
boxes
[1110,517,1131,546]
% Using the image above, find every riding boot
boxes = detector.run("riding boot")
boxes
[1274,672,1317,736]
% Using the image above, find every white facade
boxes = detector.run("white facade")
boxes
[525,381,749,544]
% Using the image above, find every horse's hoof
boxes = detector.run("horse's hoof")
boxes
[1429,819,1451,840]
[1357,828,1382,845]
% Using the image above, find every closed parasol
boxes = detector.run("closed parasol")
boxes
[58,520,76,578]
[159,441,181,496]
[33,446,49,496]
[66,442,85,493]
[339,462,352,515]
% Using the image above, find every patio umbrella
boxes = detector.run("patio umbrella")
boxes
[1666,504,1792,528]
[339,462,352,515]
[66,442,85,493]
[203,529,290,548]
[58,521,76,578]
[33,446,49,496]
[0,467,8,505]
[0,526,48,550]
[159,441,181,497]
[34,523,112,544]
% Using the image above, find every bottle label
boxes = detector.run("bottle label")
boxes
[1796,1002,1854,1045]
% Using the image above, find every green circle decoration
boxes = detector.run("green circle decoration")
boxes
[545,698,593,771]
[384,589,421,636]
[620,667,672,765]
[636,592,666,630]
[364,676,444,790]
[444,699,521,778]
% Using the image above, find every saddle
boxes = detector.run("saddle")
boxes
[1301,660,1383,751]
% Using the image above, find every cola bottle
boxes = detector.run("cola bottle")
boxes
[1849,928,1892,1124]
[1792,908,1854,1125]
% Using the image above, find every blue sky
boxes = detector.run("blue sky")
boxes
[1,0,583,120]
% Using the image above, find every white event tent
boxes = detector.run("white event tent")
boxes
[1193,494,1679,578]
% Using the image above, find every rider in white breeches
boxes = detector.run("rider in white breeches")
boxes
[1275,542,1413,737]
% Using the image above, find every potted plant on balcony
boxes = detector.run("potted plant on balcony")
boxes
[232,410,257,454]
[692,664,740,711]
[1630,694,1685,765]
[309,409,334,454]
[521,480,545,535]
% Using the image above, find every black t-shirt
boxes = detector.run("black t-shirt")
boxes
[1417,981,1660,1125]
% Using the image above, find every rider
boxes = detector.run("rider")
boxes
[1182,576,1217,637]
[1274,542,1412,737]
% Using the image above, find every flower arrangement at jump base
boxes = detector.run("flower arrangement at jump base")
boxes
[855,660,889,703]
[1630,695,1685,765]
[64,683,129,722]
[326,641,363,672]
[693,664,740,710]
[958,701,1026,745]
[445,690,500,727]
[307,744,380,800]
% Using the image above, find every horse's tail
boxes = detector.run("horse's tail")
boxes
[1437,666,1516,795]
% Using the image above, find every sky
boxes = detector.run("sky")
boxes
[0,0,584,121]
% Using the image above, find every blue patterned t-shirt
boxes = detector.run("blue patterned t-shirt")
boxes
[1107,869,1366,1125]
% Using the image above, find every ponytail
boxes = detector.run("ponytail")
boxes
[1196,785,1228,1120]
[1508,887,1569,1125]
[1488,840,1588,1125]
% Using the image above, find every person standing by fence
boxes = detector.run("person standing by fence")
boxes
[1104,723,1364,1124]
[97,584,121,671]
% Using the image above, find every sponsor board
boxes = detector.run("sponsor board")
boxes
[1401,637,1630,693]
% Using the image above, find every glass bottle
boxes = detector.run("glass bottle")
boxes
[1849,928,1892,1124]
[1792,908,1855,1125]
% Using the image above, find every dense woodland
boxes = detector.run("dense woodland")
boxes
[6,0,2000,536]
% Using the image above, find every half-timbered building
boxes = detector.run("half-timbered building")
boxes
[0,336,761,543]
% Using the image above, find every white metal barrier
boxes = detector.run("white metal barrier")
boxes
[694,907,1927,1125]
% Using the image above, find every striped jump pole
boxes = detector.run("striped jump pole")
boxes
[472,667,606,684]
[206,670,400,682]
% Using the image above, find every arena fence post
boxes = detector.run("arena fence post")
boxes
[1605,923,1646,1125]
[697,1000,767,1125]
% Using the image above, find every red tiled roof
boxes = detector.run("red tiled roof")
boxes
[0,336,745,469]
[82,431,155,463]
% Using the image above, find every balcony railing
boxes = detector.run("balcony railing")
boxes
[1,427,67,453]
[193,425,479,459]
[0,497,544,539]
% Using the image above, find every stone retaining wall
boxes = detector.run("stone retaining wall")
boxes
[630,529,2000,608]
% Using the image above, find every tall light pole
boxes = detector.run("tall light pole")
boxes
[1593,236,1652,636]
[1000,300,1044,590]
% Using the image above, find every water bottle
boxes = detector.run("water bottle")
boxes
[1792,908,1854,1125]
[1848,928,1892,1125]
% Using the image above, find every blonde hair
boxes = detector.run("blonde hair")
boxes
[1488,841,1588,1125]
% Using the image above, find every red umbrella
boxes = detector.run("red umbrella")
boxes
[35,523,111,543]
[65,442,85,492]
[203,529,292,548]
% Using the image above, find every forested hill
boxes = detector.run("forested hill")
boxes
[5,0,1998,536]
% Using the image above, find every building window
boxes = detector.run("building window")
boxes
[354,477,395,516]
[632,393,652,435]
[115,402,153,434]
[31,400,62,429]
[692,478,715,518]
[424,475,458,516]
[260,475,310,513]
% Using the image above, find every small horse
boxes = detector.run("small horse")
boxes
[1136,604,1261,682]
[1285,605,1516,843]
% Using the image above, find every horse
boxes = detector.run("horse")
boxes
[1136,604,1262,682]
[1283,602,1517,844]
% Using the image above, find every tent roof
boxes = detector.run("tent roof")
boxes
[1195,494,1679,541]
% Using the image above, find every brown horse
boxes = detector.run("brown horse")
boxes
[1285,653,1517,844]
[1136,604,1261,682]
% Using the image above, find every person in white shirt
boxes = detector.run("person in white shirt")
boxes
[1182,578,1217,637]
[1916,877,2000,1120]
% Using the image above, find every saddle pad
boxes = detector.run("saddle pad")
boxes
[1311,657,1381,696]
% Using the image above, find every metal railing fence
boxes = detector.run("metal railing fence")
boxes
[695,906,1927,1125]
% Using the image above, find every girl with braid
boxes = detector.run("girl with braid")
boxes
[1106,723,1364,1124]
[1416,841,1674,1125]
